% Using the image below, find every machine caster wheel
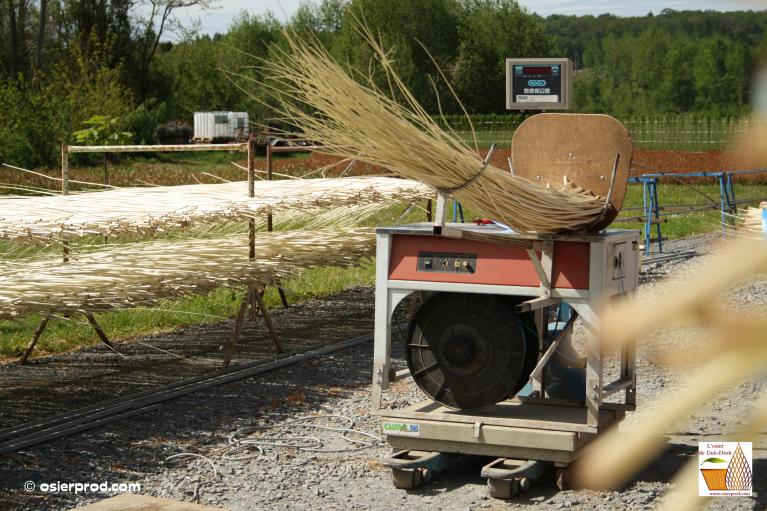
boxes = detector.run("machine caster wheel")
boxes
[383,450,454,489]
[482,458,551,499]
[555,467,571,490]
[391,467,433,489]
[487,476,531,499]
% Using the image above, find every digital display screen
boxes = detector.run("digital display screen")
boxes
[522,66,552,76]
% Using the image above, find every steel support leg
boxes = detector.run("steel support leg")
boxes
[650,179,662,253]
[719,174,727,232]
[642,179,651,256]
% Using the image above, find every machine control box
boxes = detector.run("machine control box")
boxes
[505,58,573,110]
[417,252,477,274]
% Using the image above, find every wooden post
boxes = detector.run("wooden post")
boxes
[247,135,256,260]
[265,144,289,308]
[426,199,433,222]
[223,297,250,368]
[102,153,109,186]
[247,287,258,322]
[266,144,274,232]
[19,317,50,365]
[61,143,70,270]
[61,144,69,195]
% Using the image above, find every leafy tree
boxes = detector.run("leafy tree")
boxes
[451,0,552,114]
[73,115,132,145]
[330,0,461,113]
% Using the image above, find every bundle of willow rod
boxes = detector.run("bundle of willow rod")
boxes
[253,29,606,233]
[0,176,431,242]
[0,228,375,319]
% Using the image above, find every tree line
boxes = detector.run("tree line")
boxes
[0,0,765,168]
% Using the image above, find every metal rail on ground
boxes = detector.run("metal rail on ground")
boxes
[0,333,373,455]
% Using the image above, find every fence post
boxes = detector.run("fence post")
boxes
[266,145,273,232]
[61,144,69,196]
[247,135,256,260]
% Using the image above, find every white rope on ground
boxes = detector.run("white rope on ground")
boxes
[165,452,220,501]
[161,414,382,498]
[224,414,384,458]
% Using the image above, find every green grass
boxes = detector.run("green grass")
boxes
[447,183,765,239]
[441,114,749,151]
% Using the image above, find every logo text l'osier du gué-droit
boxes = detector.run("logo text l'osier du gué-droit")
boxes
[698,442,752,497]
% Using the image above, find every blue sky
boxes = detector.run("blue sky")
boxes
[167,0,766,39]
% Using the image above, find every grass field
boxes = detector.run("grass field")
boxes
[1,154,764,360]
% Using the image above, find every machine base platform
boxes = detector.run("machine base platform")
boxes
[381,400,624,464]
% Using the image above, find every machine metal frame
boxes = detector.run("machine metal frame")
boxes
[371,221,639,467]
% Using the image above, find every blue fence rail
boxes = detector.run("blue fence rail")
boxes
[625,169,767,255]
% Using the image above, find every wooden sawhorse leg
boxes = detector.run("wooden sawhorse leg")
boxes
[251,289,283,353]
[19,317,50,365]
[223,287,284,368]
[19,312,122,364]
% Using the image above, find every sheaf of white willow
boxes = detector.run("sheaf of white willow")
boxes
[0,176,431,242]
[0,228,376,319]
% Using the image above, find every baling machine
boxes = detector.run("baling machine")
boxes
[371,94,640,496]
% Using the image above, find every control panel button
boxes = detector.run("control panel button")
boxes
[416,252,477,274]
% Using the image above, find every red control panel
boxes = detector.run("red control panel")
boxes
[388,234,590,290]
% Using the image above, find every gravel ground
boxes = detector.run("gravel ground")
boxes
[1,233,765,511]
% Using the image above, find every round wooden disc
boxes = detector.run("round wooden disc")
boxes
[511,113,633,231]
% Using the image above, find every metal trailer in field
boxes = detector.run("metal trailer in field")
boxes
[193,112,249,143]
